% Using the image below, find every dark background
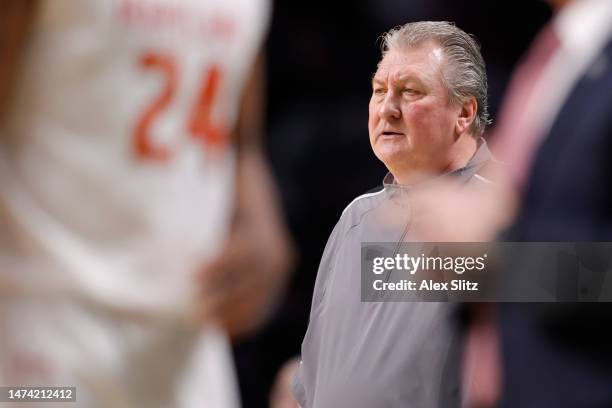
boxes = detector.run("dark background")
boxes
[233,1,552,407]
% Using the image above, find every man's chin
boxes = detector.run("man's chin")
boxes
[375,149,412,169]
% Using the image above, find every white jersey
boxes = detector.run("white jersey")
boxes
[0,0,269,406]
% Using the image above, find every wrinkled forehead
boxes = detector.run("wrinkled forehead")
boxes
[373,43,446,83]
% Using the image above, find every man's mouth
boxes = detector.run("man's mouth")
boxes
[381,131,404,137]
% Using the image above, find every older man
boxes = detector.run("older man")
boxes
[290,21,493,408]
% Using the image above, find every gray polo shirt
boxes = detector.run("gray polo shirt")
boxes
[292,142,493,408]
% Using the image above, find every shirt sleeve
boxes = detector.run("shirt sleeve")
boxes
[308,215,347,318]
[292,215,348,408]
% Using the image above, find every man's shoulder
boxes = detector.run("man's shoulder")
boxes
[317,186,385,258]
[340,185,386,221]
[464,157,504,189]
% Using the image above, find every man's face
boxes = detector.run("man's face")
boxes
[368,42,463,180]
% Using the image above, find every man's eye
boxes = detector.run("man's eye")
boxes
[373,88,386,96]
[402,88,419,95]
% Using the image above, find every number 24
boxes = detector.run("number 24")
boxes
[134,52,227,161]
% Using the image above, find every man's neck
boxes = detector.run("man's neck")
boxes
[443,133,479,173]
[392,133,479,185]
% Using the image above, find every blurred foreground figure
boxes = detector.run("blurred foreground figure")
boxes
[291,21,494,408]
[0,1,292,407]
[490,0,612,407]
[413,1,612,407]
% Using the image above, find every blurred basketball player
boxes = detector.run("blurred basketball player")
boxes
[0,1,292,406]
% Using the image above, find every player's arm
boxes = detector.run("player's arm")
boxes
[199,51,295,340]
[0,0,38,121]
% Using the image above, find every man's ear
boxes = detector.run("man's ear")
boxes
[455,97,477,135]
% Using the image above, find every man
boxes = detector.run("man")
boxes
[0,1,292,407]
[291,21,493,408]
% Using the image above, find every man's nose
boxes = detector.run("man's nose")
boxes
[379,93,401,121]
